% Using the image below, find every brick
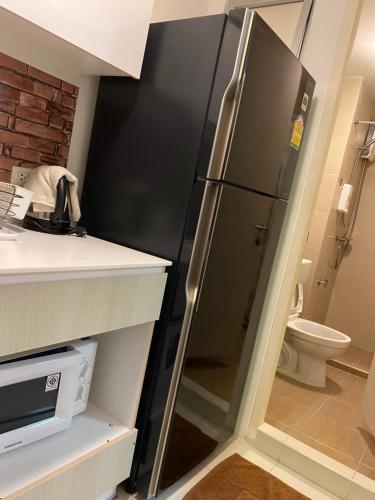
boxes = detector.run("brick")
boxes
[29,137,55,154]
[16,105,49,125]
[63,120,73,133]
[0,113,8,128]
[49,114,64,129]
[33,82,54,100]
[0,170,11,182]
[0,53,28,74]
[11,146,40,162]
[20,162,39,169]
[46,101,74,121]
[73,86,79,96]
[61,81,75,94]
[0,82,20,102]
[7,116,15,130]
[0,67,33,92]
[0,97,16,115]
[0,144,3,155]
[27,66,61,88]
[15,119,44,138]
[0,129,28,145]
[40,154,65,167]
[62,94,76,110]
[20,92,47,111]
[53,90,62,104]
[56,144,69,158]
[0,157,17,170]
[43,127,68,144]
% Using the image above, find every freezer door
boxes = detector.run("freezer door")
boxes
[156,184,287,491]
[206,12,315,199]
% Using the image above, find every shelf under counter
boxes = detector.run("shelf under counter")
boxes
[0,404,136,499]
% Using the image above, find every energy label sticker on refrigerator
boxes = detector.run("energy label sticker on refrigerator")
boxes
[290,115,304,150]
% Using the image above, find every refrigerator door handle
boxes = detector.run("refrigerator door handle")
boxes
[207,8,254,181]
[148,182,221,497]
[254,224,268,232]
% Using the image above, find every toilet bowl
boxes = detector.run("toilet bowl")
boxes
[277,260,351,387]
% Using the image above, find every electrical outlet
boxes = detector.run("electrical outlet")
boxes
[11,166,32,186]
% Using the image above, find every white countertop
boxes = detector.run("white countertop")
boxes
[0,226,172,284]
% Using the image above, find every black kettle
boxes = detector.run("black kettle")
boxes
[23,176,85,236]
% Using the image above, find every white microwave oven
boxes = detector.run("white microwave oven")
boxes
[0,338,97,455]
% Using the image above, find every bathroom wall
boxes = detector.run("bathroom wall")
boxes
[326,85,375,351]
[303,77,373,324]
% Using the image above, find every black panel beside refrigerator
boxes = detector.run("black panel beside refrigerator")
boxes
[81,9,315,496]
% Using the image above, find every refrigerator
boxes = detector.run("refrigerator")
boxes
[80,8,315,497]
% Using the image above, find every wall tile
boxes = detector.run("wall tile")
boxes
[315,174,339,212]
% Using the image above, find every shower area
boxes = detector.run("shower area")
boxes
[302,76,375,376]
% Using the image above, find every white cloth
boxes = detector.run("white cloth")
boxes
[24,165,81,222]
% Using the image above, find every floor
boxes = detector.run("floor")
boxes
[333,345,373,373]
[156,438,340,500]
[266,365,375,480]
[116,438,341,499]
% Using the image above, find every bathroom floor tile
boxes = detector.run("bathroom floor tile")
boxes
[360,439,375,469]
[301,414,366,461]
[266,367,374,480]
[329,371,366,407]
[264,415,300,439]
[272,375,330,410]
[296,433,359,470]
[317,398,362,428]
[266,392,313,432]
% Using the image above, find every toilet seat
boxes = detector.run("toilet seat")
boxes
[287,318,351,347]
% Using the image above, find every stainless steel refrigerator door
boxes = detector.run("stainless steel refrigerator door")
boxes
[154,184,286,492]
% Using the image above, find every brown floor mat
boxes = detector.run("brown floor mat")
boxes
[183,453,310,500]
[160,414,218,490]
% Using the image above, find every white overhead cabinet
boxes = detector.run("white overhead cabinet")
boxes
[0,0,154,77]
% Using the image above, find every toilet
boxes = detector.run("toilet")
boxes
[278,259,351,387]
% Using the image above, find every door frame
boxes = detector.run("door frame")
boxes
[236,0,363,440]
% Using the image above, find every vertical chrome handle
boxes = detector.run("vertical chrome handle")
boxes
[148,182,221,497]
[207,9,254,180]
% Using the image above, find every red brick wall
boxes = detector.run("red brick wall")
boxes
[0,53,79,183]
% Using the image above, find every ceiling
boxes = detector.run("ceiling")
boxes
[347,0,375,99]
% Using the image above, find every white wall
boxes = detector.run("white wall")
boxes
[151,0,212,22]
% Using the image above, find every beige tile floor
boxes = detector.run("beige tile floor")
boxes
[266,365,375,480]
[333,345,374,373]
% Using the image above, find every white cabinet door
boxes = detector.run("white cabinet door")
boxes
[0,0,154,77]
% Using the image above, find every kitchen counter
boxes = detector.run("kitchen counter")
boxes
[0,226,172,284]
